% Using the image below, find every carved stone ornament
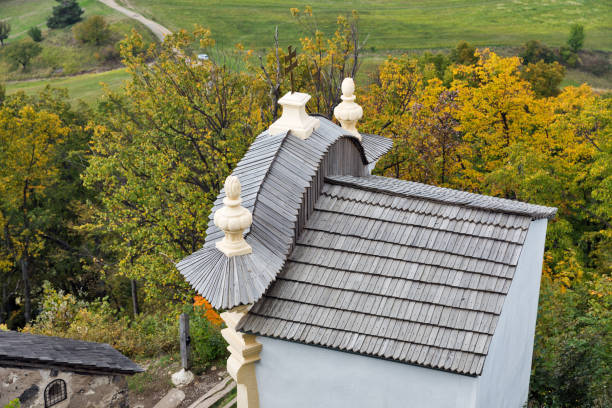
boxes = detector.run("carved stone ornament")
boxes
[268,92,320,139]
[214,176,253,257]
[333,77,363,140]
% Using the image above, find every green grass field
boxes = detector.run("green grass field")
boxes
[123,0,612,51]
[5,68,131,104]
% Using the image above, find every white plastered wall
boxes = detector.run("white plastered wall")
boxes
[475,218,548,408]
[254,336,478,408]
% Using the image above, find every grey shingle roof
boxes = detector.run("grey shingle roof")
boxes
[0,331,143,375]
[328,175,557,220]
[176,113,556,376]
[176,118,392,309]
[238,178,555,375]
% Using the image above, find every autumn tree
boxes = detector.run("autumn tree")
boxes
[0,93,67,322]
[73,16,110,45]
[264,7,363,119]
[361,56,424,179]
[0,88,96,325]
[84,29,265,305]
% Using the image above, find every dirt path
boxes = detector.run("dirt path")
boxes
[97,0,171,41]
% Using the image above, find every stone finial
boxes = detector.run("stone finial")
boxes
[214,176,252,257]
[334,77,363,140]
[269,92,320,139]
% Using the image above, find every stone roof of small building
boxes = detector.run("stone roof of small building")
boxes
[0,331,144,375]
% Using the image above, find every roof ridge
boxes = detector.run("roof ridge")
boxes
[326,175,557,220]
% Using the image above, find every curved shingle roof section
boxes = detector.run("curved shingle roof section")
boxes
[0,331,143,375]
[176,118,392,309]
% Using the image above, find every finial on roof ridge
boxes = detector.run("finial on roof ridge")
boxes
[214,175,252,257]
[269,91,320,140]
[334,77,363,141]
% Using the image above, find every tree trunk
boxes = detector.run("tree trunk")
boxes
[20,257,31,322]
[0,279,6,324]
[131,279,139,317]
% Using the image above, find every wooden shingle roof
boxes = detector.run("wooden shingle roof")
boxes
[177,114,556,376]
[239,177,554,375]
[0,331,143,375]
[176,118,392,309]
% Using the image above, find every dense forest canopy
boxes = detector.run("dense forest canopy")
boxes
[0,9,610,407]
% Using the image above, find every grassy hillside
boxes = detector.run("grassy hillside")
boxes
[0,0,156,83]
[5,68,130,104]
[123,0,612,51]
[1,0,119,41]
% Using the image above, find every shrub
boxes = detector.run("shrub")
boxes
[579,51,612,76]
[0,20,10,46]
[4,398,20,408]
[559,46,579,68]
[22,283,228,370]
[6,40,42,70]
[521,61,565,98]
[189,299,227,371]
[47,0,84,29]
[94,43,121,63]
[73,16,110,45]
[27,27,43,42]
[567,24,585,53]
[520,40,556,64]
[450,41,478,65]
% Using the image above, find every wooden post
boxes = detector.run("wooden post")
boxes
[179,313,190,370]
[131,279,140,317]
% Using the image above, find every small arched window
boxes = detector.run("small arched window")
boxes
[44,379,67,407]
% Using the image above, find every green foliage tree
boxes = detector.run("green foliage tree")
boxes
[83,29,265,305]
[521,60,565,97]
[27,27,43,43]
[450,41,478,65]
[531,275,611,406]
[520,40,556,64]
[47,0,84,29]
[73,16,110,45]
[6,40,42,71]
[0,20,10,46]
[568,23,585,53]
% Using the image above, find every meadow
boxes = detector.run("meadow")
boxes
[124,0,612,51]
[5,68,130,103]
[3,0,611,102]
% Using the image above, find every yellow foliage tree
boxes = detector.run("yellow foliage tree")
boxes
[0,96,68,321]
